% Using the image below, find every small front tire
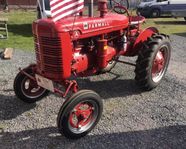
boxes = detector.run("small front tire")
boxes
[14,68,49,103]
[57,90,103,139]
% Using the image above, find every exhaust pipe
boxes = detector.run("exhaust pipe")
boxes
[98,0,108,18]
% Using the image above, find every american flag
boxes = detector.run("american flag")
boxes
[50,0,84,22]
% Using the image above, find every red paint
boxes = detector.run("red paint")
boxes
[98,0,108,17]
[33,13,129,40]
[130,27,159,56]
[31,4,159,96]
[33,23,72,80]
[72,50,94,74]
[97,39,116,69]
[152,51,165,77]
[69,103,93,128]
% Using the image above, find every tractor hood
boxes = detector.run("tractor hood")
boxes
[33,13,129,40]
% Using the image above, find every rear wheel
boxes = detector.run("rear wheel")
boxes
[57,90,103,139]
[14,68,49,103]
[135,34,171,90]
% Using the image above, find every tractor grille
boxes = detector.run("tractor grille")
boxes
[34,35,63,78]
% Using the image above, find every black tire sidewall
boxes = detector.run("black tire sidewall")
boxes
[57,90,103,139]
[135,34,171,90]
[147,40,171,88]
[14,69,48,103]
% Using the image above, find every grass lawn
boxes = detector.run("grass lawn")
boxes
[143,17,186,37]
[0,10,186,51]
[0,10,36,51]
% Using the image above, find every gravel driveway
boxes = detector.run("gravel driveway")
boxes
[0,35,186,149]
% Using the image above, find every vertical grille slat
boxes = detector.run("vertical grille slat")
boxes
[34,35,63,76]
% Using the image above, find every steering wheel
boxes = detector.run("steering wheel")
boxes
[110,0,129,9]
[113,5,128,14]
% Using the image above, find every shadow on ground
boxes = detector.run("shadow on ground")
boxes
[154,20,186,25]
[0,94,36,120]
[8,24,32,37]
[0,75,142,120]
[173,32,186,38]
[76,77,142,99]
[0,125,186,149]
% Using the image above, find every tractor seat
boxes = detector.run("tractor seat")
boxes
[130,16,145,25]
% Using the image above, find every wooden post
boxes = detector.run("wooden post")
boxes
[0,17,8,39]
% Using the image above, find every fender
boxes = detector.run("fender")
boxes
[130,27,159,56]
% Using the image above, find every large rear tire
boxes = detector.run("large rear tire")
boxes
[14,68,49,103]
[57,90,103,139]
[135,34,171,90]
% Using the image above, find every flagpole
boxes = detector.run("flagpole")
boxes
[37,0,44,18]
[89,0,94,17]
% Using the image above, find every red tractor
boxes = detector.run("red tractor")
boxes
[14,0,171,139]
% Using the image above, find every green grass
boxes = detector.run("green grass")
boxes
[143,17,186,36]
[0,10,186,51]
[0,10,36,51]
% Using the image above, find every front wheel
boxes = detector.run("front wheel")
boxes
[135,34,171,90]
[57,90,103,139]
[14,68,49,103]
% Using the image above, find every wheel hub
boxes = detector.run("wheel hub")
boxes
[152,49,166,83]
[152,51,165,73]
[69,103,94,128]
[21,77,46,98]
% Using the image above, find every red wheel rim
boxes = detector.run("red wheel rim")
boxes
[69,103,94,128]
[21,77,46,98]
[68,100,98,134]
[151,46,167,83]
